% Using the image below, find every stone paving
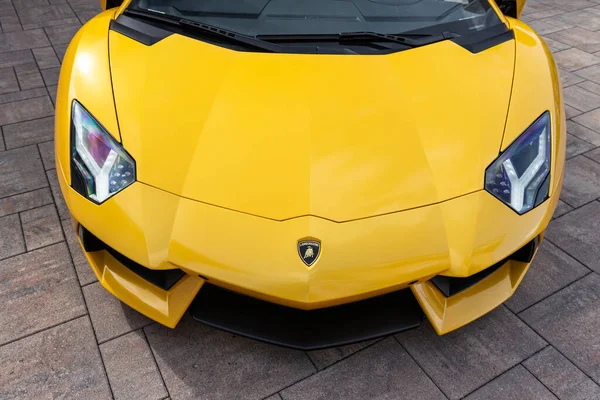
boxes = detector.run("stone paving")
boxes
[1,0,600,399]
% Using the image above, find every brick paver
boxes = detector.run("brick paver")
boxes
[1,0,600,399]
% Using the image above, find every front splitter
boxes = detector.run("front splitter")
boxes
[190,283,424,350]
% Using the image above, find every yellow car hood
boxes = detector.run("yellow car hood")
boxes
[109,32,515,222]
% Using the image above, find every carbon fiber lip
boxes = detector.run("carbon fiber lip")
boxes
[191,284,424,350]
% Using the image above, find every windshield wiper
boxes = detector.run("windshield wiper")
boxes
[124,9,301,53]
[257,31,459,49]
[177,18,286,52]
[341,31,460,47]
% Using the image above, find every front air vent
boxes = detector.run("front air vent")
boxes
[77,224,185,290]
[432,237,540,297]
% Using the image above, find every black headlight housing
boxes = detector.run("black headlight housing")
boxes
[485,112,551,214]
[70,100,136,204]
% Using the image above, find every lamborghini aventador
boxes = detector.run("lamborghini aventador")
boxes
[55,0,565,349]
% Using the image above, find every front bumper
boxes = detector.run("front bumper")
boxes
[58,165,559,346]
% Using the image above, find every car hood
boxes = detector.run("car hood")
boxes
[109,31,515,222]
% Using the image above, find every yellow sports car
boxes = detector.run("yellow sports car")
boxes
[56,0,565,349]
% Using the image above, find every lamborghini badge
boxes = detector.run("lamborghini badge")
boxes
[297,240,321,267]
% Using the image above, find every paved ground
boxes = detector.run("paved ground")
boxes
[1,0,600,399]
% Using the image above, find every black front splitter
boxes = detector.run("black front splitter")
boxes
[190,283,424,350]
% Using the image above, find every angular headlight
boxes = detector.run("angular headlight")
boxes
[70,100,135,203]
[485,112,551,214]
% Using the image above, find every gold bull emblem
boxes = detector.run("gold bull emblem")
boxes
[303,246,315,259]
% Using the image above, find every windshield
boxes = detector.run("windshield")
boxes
[132,0,503,37]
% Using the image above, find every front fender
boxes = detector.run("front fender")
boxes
[501,19,566,200]
[55,9,120,184]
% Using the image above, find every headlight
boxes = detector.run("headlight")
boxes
[70,100,135,203]
[485,112,551,214]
